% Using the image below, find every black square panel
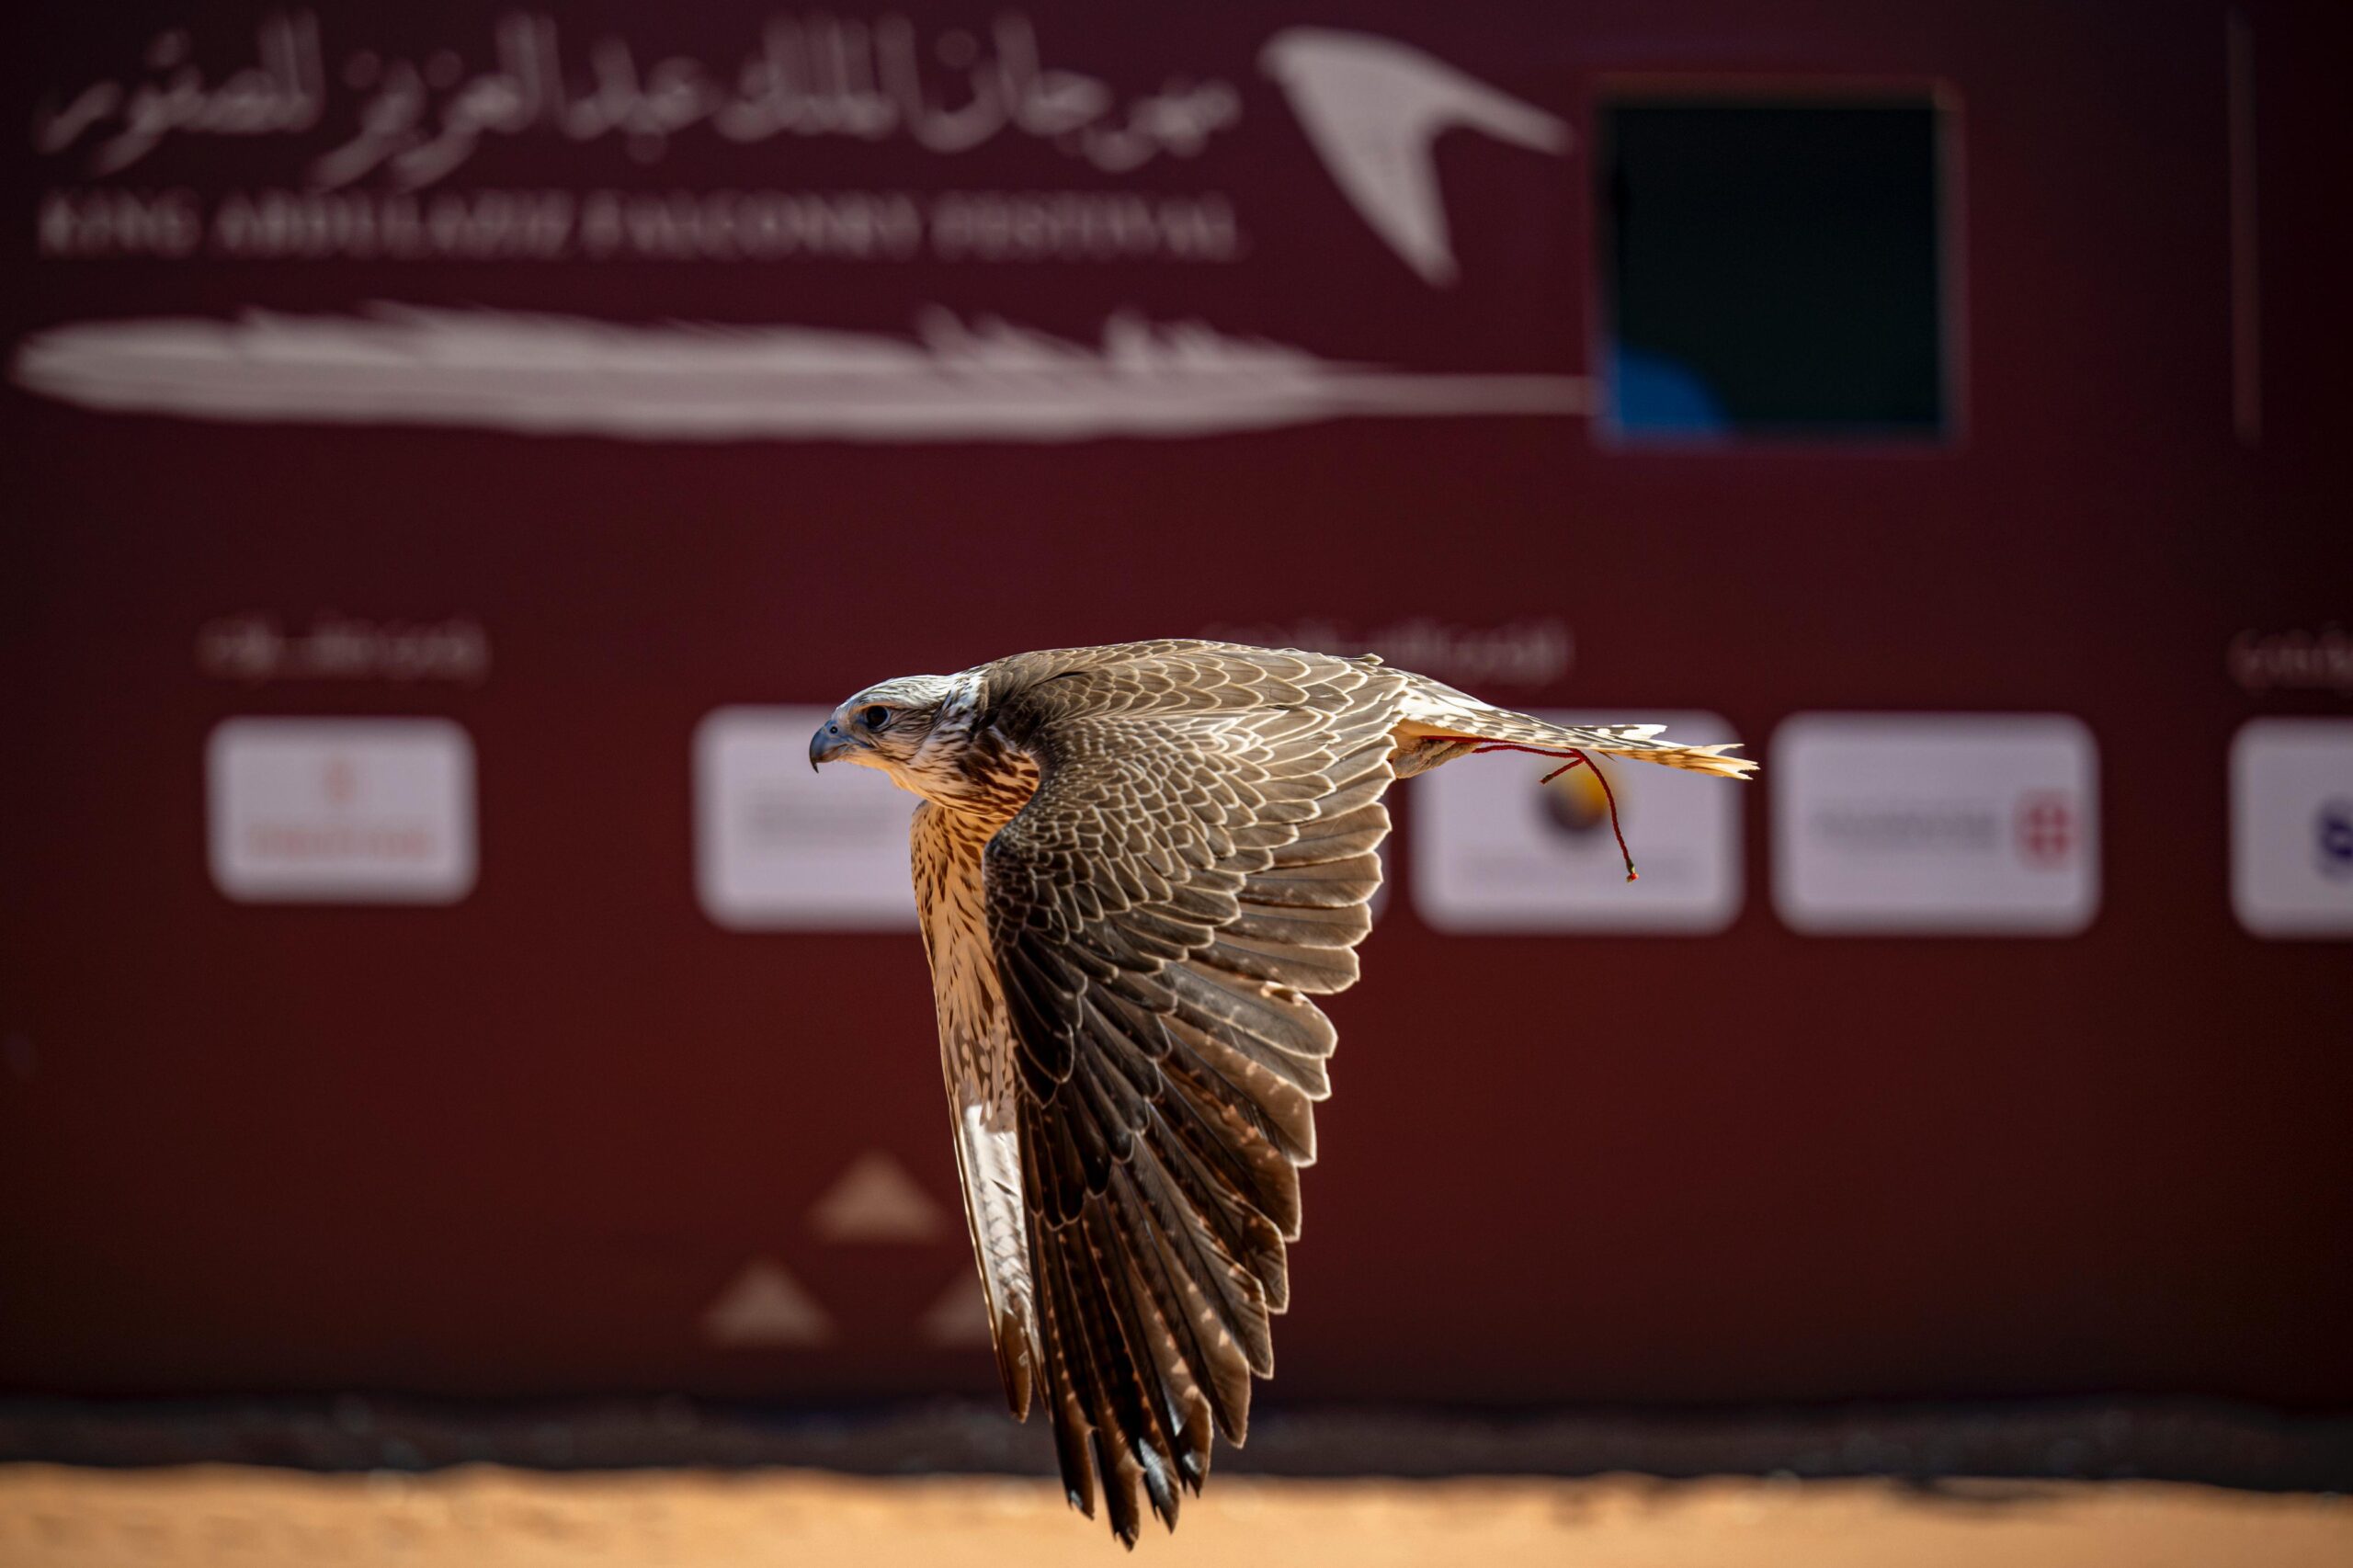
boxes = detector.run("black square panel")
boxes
[1599,96,1951,441]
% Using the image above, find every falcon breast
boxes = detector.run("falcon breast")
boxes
[808,640,1754,1544]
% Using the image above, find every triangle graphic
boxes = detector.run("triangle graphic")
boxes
[700,1257,833,1347]
[808,1149,949,1243]
[918,1272,996,1348]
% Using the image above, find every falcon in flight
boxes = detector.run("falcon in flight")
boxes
[808,640,1753,1543]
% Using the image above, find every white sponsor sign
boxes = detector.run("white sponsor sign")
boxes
[207,716,475,903]
[2231,718,2353,937]
[1412,710,1743,934]
[1771,713,2098,936]
[695,706,918,930]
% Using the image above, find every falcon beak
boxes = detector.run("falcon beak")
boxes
[809,718,854,770]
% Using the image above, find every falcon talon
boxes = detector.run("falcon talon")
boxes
[809,639,1754,1541]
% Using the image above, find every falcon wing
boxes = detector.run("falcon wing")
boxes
[978,644,1405,1543]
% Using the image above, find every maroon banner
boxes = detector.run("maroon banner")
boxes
[1,0,2347,1411]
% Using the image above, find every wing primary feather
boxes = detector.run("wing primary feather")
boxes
[1030,1218,1099,1520]
[1052,1224,1148,1545]
[1130,1137,1275,1376]
[1028,1103,1173,1545]
[1165,1016,1320,1165]
[1155,1034,1307,1229]
[1090,1428,1142,1549]
[1079,1200,1186,1529]
[1104,1166,1231,1479]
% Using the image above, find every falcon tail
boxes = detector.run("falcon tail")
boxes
[1392,705,1757,780]
[1389,676,1756,882]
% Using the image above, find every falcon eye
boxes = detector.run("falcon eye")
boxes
[860,705,891,730]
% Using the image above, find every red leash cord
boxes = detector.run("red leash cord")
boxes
[1460,741,1639,882]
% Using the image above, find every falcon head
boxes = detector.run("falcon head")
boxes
[809,674,961,775]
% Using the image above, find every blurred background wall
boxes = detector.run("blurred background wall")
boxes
[2,0,2347,1417]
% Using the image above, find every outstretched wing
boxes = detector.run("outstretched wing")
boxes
[980,643,1404,1543]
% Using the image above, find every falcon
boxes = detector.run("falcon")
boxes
[808,640,1753,1543]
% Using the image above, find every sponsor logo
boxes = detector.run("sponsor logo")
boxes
[1541,758,1615,835]
[2319,800,2353,880]
[1771,713,2097,936]
[2230,719,2353,937]
[1411,710,1743,934]
[2014,790,2076,867]
[207,716,475,903]
[694,706,916,930]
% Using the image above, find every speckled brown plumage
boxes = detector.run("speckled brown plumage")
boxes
[814,640,1754,1546]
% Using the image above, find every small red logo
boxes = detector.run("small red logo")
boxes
[2015,791,2075,866]
[323,755,359,808]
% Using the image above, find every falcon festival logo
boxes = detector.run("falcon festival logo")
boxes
[14,12,1584,442]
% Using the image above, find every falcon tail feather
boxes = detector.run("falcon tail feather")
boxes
[1390,680,1753,882]
[1396,714,1756,778]
[1392,673,1756,778]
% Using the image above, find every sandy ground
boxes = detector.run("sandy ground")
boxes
[3,1465,2349,1567]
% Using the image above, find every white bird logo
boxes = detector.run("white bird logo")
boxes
[1262,28,1573,287]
